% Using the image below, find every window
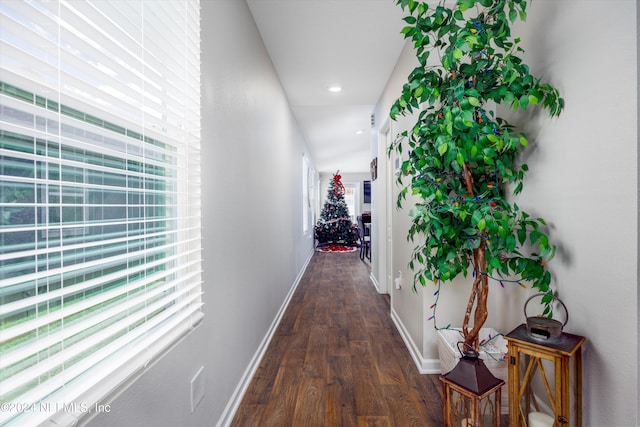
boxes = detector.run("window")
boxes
[363,180,371,204]
[343,182,360,223]
[302,154,314,233]
[0,1,202,426]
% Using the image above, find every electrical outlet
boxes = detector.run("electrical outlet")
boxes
[394,270,402,290]
[190,366,205,413]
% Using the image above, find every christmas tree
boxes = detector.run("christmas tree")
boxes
[315,172,358,247]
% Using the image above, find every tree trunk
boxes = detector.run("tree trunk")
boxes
[461,163,489,353]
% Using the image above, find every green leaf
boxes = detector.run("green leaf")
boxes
[442,55,450,70]
[539,234,549,249]
[477,218,486,231]
[509,8,518,23]
[453,49,464,59]
[489,256,502,270]
[471,210,483,226]
[514,181,523,194]
[461,110,474,126]
[540,245,552,258]
[438,143,448,155]
[458,0,475,11]
[468,97,480,107]
[530,230,541,245]
[465,35,479,49]
[519,135,528,147]
[504,91,514,105]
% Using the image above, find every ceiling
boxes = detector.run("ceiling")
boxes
[246,0,408,174]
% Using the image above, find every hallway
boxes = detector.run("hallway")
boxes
[230,251,444,426]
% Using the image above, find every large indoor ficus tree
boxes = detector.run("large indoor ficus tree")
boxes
[389,0,564,351]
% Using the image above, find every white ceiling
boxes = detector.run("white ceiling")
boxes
[246,0,408,174]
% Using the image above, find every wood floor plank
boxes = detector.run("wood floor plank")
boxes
[240,333,292,405]
[371,336,407,386]
[328,311,350,357]
[356,416,392,427]
[346,307,368,342]
[230,404,264,427]
[292,377,326,427]
[382,384,430,427]
[231,252,458,426]
[257,361,305,426]
[303,323,329,379]
[350,340,390,417]
[325,355,357,427]
[313,290,331,325]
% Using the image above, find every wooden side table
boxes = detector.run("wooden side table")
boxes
[505,324,585,426]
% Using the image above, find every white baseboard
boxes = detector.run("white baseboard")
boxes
[216,250,314,427]
[369,272,381,292]
[390,307,441,374]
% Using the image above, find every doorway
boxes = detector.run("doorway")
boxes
[374,121,392,295]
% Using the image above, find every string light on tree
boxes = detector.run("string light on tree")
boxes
[394,0,565,352]
[314,171,358,247]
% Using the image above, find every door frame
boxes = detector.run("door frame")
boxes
[375,120,392,295]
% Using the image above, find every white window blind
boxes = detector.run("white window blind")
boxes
[0,1,202,426]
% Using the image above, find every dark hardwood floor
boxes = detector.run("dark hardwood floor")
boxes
[230,251,445,427]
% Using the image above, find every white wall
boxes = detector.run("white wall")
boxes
[87,1,315,426]
[373,0,638,425]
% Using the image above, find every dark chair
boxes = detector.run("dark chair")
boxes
[357,216,370,260]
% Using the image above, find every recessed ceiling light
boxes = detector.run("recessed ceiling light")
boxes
[355,130,364,135]
[327,85,342,93]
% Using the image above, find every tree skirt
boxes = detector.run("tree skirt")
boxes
[316,244,357,253]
